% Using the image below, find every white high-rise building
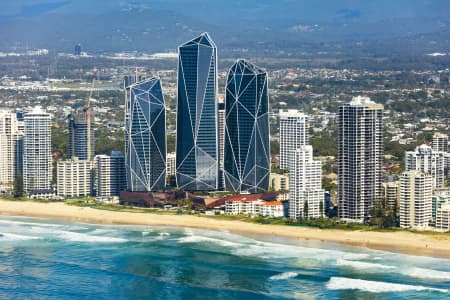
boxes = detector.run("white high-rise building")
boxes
[289,145,324,219]
[57,158,94,197]
[23,107,52,194]
[96,151,126,198]
[279,109,308,170]
[0,110,23,191]
[338,96,383,221]
[432,132,448,153]
[405,144,445,189]
[400,170,432,229]
[217,96,225,190]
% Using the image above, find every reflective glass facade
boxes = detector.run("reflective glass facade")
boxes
[125,77,166,192]
[68,106,94,160]
[176,32,218,191]
[224,60,270,193]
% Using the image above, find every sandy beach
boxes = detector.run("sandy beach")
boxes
[1,199,449,259]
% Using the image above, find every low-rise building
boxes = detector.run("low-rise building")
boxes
[225,195,285,217]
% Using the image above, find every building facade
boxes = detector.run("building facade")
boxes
[405,144,445,189]
[23,107,52,194]
[176,32,218,191]
[0,110,23,191]
[68,105,94,160]
[382,181,400,210]
[269,173,289,192]
[279,109,308,170]
[288,145,324,219]
[224,59,270,193]
[57,158,94,197]
[436,203,450,230]
[125,77,166,192]
[400,171,433,229]
[96,151,126,198]
[338,96,383,221]
[432,132,448,153]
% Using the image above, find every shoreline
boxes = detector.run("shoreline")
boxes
[1,199,449,259]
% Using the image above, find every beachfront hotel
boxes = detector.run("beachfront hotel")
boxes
[0,109,23,192]
[125,77,167,192]
[223,59,271,193]
[338,96,383,221]
[23,106,52,194]
[400,170,433,229]
[279,109,308,170]
[288,145,324,219]
[176,32,219,191]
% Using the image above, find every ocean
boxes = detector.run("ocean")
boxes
[0,216,449,299]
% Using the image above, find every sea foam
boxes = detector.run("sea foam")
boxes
[0,232,40,241]
[268,272,299,281]
[326,277,449,293]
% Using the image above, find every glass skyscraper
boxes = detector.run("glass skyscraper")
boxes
[125,77,166,192]
[68,105,94,160]
[224,59,270,193]
[176,32,218,191]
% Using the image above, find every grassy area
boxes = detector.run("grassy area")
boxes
[1,197,448,234]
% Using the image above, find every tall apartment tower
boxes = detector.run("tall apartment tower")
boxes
[68,105,94,160]
[97,151,126,198]
[279,109,308,170]
[125,77,166,192]
[288,145,324,219]
[224,59,270,193]
[400,170,433,228]
[176,32,218,191]
[0,110,23,191]
[217,97,225,190]
[405,144,445,189]
[432,132,448,153]
[338,96,383,221]
[23,107,52,193]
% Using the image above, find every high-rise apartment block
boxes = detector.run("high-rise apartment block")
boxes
[176,32,218,191]
[68,105,94,160]
[224,59,270,193]
[97,151,126,198]
[0,110,23,191]
[57,158,94,197]
[23,107,52,194]
[279,109,308,170]
[432,132,448,153]
[405,144,445,189]
[400,170,433,229]
[338,96,383,221]
[288,145,324,219]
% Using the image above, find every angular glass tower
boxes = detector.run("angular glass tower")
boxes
[125,77,166,192]
[176,32,218,191]
[224,59,270,193]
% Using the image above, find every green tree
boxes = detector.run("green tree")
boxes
[319,200,324,217]
[303,200,309,219]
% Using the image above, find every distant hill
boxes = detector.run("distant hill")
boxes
[0,0,449,56]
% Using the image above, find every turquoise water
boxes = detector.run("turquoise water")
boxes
[0,216,449,299]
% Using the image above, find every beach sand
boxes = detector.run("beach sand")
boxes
[1,199,449,258]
